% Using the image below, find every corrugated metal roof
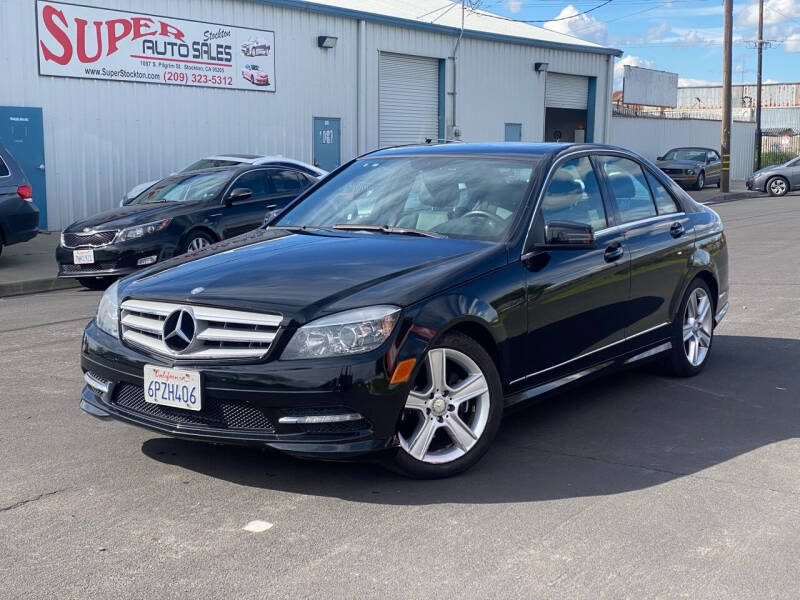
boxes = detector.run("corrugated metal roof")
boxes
[256,0,622,55]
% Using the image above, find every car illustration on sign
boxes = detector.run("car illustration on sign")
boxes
[241,37,270,57]
[242,64,269,86]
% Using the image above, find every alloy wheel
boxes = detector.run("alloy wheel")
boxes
[683,287,713,366]
[398,348,490,464]
[187,236,210,252]
[770,178,787,196]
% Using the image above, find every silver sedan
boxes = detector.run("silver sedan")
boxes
[747,157,800,196]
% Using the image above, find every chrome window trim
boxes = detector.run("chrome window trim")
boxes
[594,212,686,237]
[510,321,670,385]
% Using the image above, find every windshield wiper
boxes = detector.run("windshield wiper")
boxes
[331,224,443,238]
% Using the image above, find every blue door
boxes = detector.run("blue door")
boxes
[313,117,341,172]
[0,107,47,228]
[505,123,522,142]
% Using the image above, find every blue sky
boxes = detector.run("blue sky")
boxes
[483,0,800,88]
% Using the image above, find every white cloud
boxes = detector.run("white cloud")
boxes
[505,0,522,13]
[543,5,608,45]
[678,78,719,87]
[683,30,703,44]
[613,55,655,89]
[787,33,800,52]
[739,0,800,27]
[646,21,670,41]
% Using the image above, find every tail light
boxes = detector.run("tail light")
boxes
[17,185,33,201]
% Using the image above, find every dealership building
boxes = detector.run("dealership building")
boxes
[0,0,621,230]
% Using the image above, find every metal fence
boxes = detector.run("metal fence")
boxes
[759,131,800,168]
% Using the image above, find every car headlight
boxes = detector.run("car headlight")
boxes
[115,219,170,242]
[686,169,695,175]
[281,305,400,359]
[96,280,120,337]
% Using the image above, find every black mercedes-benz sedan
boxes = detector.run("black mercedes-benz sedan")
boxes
[79,143,729,478]
[57,164,317,289]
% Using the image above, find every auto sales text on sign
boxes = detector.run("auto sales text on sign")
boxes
[36,1,276,92]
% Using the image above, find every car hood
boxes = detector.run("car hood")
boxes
[119,228,506,324]
[65,202,198,231]
[656,160,703,169]
[752,164,784,176]
[249,70,267,76]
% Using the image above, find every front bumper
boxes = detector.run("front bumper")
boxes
[79,321,412,458]
[664,173,698,185]
[56,237,178,278]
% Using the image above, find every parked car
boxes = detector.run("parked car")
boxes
[123,155,325,203]
[746,156,800,196]
[241,38,270,57]
[656,147,721,190]
[0,143,39,257]
[78,142,728,478]
[242,64,269,86]
[57,164,317,289]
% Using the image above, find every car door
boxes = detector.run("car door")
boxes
[218,169,272,239]
[522,155,630,381]
[596,154,694,344]
[787,157,800,187]
[265,169,312,210]
[706,150,722,183]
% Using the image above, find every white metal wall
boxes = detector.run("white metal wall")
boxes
[0,0,615,229]
[609,116,756,180]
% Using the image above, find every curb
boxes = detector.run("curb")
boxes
[0,276,80,298]
[700,190,762,205]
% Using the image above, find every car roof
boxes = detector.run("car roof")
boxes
[665,147,715,152]
[364,142,637,160]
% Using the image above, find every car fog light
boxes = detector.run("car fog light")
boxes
[137,255,158,266]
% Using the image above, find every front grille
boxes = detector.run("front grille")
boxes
[663,168,684,175]
[113,383,275,432]
[62,230,118,248]
[61,262,117,273]
[120,299,282,360]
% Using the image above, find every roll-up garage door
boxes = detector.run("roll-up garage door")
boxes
[379,53,440,148]
[545,73,589,110]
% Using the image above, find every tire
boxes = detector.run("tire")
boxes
[694,171,705,190]
[767,176,789,197]
[662,279,715,377]
[77,277,114,291]
[388,331,503,479]
[182,230,214,253]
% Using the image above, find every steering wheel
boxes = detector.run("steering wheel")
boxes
[462,210,505,227]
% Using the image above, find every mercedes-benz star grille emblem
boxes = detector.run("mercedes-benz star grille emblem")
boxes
[162,309,196,352]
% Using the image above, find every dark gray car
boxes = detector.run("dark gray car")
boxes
[0,143,39,257]
[746,157,800,196]
[656,147,722,190]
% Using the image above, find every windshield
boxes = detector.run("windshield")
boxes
[663,148,708,162]
[133,170,232,204]
[181,159,242,172]
[276,156,537,241]
[250,64,261,70]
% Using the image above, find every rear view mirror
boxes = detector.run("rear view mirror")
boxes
[541,221,596,249]
[226,187,253,205]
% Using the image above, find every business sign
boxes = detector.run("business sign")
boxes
[622,65,678,108]
[36,1,276,92]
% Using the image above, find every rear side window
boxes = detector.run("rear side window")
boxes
[0,156,9,177]
[270,170,305,194]
[597,156,657,224]
[540,157,607,231]
[645,172,679,215]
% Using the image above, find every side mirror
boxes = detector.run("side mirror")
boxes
[540,221,596,249]
[226,187,253,205]
[262,204,284,226]
[656,156,664,161]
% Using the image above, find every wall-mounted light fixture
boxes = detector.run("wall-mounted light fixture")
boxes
[317,35,338,49]
[534,62,549,72]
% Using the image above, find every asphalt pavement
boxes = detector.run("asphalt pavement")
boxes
[1,195,800,599]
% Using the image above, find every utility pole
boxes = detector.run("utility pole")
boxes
[754,0,764,170]
[721,0,733,192]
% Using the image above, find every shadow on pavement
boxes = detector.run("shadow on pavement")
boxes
[142,334,800,504]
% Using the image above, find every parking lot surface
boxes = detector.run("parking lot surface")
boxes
[2,195,799,599]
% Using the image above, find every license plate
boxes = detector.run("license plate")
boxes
[144,365,202,411]
[73,249,95,264]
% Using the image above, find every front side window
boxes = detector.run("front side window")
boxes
[232,170,269,197]
[539,157,607,231]
[598,156,657,223]
[276,156,537,241]
[133,171,233,204]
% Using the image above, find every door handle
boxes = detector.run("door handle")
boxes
[670,222,685,238]
[38,163,45,171]
[604,244,624,262]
